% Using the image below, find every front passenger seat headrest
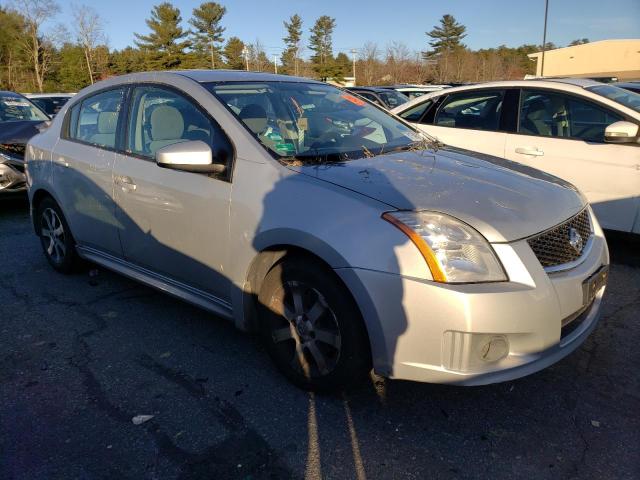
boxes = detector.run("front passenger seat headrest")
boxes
[150,105,185,141]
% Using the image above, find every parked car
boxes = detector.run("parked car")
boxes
[392,79,640,234]
[25,93,75,117]
[380,84,451,99]
[0,91,49,194]
[26,71,609,390]
[613,81,640,95]
[344,86,409,109]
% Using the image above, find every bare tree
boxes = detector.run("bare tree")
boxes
[73,4,105,84]
[9,0,60,92]
[359,41,379,85]
[386,41,411,83]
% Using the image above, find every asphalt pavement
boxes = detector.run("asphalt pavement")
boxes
[1,197,639,480]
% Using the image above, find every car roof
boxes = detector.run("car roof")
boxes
[24,93,75,98]
[0,90,26,98]
[613,81,640,87]
[347,86,391,93]
[172,69,322,84]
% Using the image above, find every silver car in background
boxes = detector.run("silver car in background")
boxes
[25,71,609,390]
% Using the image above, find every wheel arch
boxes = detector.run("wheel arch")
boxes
[240,240,373,367]
[30,188,58,233]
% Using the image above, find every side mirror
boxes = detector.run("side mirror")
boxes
[604,121,639,144]
[155,140,225,174]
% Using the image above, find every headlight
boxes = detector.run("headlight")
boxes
[383,211,507,283]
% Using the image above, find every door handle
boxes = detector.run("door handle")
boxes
[115,175,137,191]
[515,147,544,157]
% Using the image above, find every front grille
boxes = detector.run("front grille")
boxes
[528,208,592,269]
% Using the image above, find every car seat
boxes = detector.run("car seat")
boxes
[90,111,118,147]
[521,99,551,136]
[149,105,185,154]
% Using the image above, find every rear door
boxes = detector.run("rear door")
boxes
[505,89,640,232]
[52,87,126,255]
[412,89,510,157]
[112,84,234,300]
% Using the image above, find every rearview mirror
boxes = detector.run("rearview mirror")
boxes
[604,121,639,144]
[155,140,225,174]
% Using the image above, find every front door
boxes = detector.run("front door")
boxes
[505,89,640,232]
[112,84,234,300]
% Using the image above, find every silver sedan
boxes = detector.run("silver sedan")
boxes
[25,71,609,390]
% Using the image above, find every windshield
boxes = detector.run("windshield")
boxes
[586,85,640,113]
[206,81,432,163]
[377,90,409,108]
[0,94,49,122]
[29,96,71,116]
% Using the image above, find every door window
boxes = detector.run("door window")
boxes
[126,85,232,165]
[519,90,623,142]
[435,90,504,131]
[70,88,126,149]
[399,100,433,123]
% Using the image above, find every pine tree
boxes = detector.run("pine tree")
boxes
[223,36,245,70]
[281,14,302,76]
[334,52,351,78]
[425,14,466,56]
[134,2,190,69]
[309,15,336,80]
[189,2,226,69]
[568,38,589,46]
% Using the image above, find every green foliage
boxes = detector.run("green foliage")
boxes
[0,4,570,92]
[53,43,90,91]
[281,14,302,75]
[0,7,29,90]
[223,36,246,70]
[569,38,589,46]
[426,14,467,56]
[134,2,190,69]
[334,52,351,77]
[309,15,336,79]
[189,2,226,68]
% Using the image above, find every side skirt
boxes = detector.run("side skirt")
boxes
[76,245,234,320]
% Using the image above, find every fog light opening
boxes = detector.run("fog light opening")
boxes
[480,335,509,363]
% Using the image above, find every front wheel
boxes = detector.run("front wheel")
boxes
[258,257,371,391]
[36,197,78,273]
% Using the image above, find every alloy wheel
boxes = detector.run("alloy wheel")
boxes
[269,280,342,378]
[40,207,66,265]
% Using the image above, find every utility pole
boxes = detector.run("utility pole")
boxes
[350,48,358,86]
[540,0,549,77]
[273,55,278,74]
[242,46,249,71]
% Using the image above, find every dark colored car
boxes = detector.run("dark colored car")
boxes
[0,91,49,193]
[613,81,640,94]
[345,87,409,109]
[25,93,74,117]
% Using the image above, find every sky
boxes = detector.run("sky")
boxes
[29,0,640,58]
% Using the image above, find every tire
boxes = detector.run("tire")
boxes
[36,197,78,274]
[258,256,371,391]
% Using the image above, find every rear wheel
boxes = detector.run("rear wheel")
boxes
[258,257,370,391]
[36,197,78,273]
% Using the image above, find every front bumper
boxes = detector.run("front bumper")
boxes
[0,157,27,193]
[337,224,609,385]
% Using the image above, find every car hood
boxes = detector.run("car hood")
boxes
[287,146,585,243]
[0,120,44,161]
